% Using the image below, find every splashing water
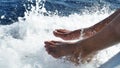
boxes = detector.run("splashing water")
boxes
[0,1,120,68]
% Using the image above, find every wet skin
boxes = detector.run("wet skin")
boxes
[53,9,120,40]
[45,41,77,58]
[44,9,120,63]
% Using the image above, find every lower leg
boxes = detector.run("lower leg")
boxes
[79,13,120,58]
[82,9,120,38]
[45,13,120,64]
[54,9,120,40]
[89,9,120,31]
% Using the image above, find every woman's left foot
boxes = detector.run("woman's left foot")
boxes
[44,40,96,64]
[44,41,78,58]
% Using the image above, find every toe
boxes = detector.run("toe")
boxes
[56,29,67,33]
[44,41,54,45]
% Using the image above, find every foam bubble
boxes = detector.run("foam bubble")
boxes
[0,5,119,68]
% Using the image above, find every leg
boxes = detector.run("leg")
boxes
[45,13,120,64]
[53,9,120,40]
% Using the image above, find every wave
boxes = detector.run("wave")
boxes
[0,0,120,68]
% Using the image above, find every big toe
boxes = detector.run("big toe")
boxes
[44,41,54,45]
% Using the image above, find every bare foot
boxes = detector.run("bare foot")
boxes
[44,41,96,64]
[53,29,81,40]
[53,28,97,40]
[44,41,78,58]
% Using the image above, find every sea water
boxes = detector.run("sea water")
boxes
[0,0,120,68]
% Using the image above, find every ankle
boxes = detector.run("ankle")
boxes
[76,40,95,58]
[69,29,81,39]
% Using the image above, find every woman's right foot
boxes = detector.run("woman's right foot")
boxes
[53,29,81,40]
[53,28,97,40]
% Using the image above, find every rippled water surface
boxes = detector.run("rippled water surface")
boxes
[0,0,120,68]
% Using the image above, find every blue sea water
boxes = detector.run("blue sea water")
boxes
[0,0,120,25]
[0,0,120,68]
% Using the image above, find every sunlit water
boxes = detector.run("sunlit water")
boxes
[0,2,120,68]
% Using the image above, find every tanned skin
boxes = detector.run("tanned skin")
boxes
[53,9,120,40]
[44,9,120,63]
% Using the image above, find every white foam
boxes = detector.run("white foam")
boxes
[0,5,119,68]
